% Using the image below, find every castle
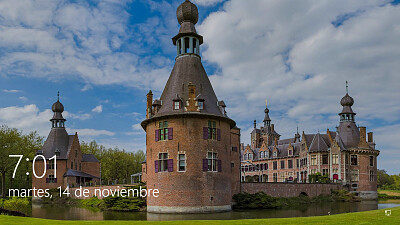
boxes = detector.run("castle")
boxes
[32,94,100,190]
[241,86,380,199]
[140,0,241,213]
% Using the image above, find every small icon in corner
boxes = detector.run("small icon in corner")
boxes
[385,210,391,216]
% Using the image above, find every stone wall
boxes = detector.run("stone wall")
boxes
[240,182,342,197]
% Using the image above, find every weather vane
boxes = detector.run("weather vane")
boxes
[57,91,60,101]
[346,81,348,94]
[265,99,268,107]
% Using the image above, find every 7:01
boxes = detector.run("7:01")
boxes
[9,154,56,179]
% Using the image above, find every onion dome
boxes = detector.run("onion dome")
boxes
[177,0,198,25]
[340,93,354,107]
[50,92,66,125]
[52,100,64,113]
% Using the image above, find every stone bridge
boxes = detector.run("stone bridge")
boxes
[240,182,343,197]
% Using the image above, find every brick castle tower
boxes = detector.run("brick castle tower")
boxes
[141,0,241,213]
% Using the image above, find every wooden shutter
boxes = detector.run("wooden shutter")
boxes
[155,130,159,142]
[54,178,57,183]
[168,159,173,172]
[155,160,158,173]
[203,159,208,171]
[217,160,222,172]
[217,129,221,141]
[168,128,173,140]
[203,127,208,140]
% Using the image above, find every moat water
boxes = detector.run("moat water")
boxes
[31,200,400,221]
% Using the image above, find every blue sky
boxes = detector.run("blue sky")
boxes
[0,0,399,174]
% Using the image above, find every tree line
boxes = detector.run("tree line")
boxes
[80,140,145,185]
[0,125,145,198]
[377,169,400,190]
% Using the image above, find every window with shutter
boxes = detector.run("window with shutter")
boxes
[168,128,173,140]
[203,127,208,140]
[155,130,159,142]
[168,159,173,172]
[155,160,158,173]
[206,152,217,172]
[158,153,168,172]
[203,159,208,171]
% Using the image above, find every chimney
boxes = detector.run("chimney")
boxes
[146,90,153,119]
[254,120,256,129]
[187,82,197,112]
[359,127,368,147]
[274,137,278,146]
[271,124,275,133]
[368,132,373,143]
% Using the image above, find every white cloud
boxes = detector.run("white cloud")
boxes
[193,0,224,6]
[63,111,91,120]
[67,128,115,137]
[2,89,21,93]
[18,96,28,101]
[0,0,171,91]
[197,0,399,173]
[0,104,52,136]
[91,105,103,113]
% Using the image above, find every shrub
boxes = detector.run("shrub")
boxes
[2,197,31,215]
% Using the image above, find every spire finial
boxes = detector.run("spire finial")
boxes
[57,91,60,101]
[297,125,299,134]
[346,81,348,94]
[265,99,268,107]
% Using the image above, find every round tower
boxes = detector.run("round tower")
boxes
[141,0,239,213]
[337,82,360,148]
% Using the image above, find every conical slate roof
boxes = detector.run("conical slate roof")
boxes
[142,0,235,128]
[156,56,223,117]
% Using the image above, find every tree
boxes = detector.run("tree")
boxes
[0,125,42,198]
[377,169,394,189]
[80,140,145,185]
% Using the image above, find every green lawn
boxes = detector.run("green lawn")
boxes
[1,207,399,225]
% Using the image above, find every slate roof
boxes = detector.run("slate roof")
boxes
[64,169,99,178]
[40,128,73,159]
[308,133,329,152]
[82,154,100,163]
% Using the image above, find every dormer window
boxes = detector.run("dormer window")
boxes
[273,152,277,158]
[198,99,204,110]
[173,101,181,110]
[289,150,293,156]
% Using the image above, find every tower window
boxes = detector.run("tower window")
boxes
[71,161,73,169]
[369,156,374,166]
[207,152,217,172]
[351,155,358,165]
[156,121,173,141]
[178,154,186,172]
[369,170,374,182]
[158,153,168,172]
[208,121,216,140]
[351,170,359,181]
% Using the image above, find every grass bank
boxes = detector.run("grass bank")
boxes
[0,206,399,224]
[378,189,400,200]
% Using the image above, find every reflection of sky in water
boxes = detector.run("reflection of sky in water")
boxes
[31,201,400,221]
